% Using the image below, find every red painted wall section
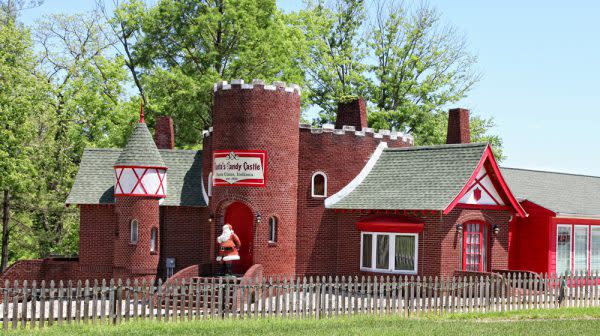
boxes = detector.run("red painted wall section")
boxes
[508,201,551,273]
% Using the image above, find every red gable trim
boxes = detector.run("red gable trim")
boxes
[356,216,424,233]
[443,145,527,217]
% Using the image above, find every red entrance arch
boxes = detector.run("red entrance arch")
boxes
[224,202,254,274]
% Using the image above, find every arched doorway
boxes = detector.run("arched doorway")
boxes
[224,202,254,274]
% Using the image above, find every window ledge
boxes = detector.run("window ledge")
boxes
[311,195,327,198]
[268,241,278,247]
[360,267,417,275]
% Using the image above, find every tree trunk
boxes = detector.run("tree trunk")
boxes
[1,189,9,272]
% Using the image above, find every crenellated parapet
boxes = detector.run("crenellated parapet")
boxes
[301,123,414,145]
[213,79,301,95]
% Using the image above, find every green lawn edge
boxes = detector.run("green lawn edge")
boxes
[4,307,600,336]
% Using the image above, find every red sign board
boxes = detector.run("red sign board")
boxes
[212,150,267,187]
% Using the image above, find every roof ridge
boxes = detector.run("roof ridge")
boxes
[158,149,202,153]
[85,148,122,152]
[385,142,488,152]
[501,166,600,179]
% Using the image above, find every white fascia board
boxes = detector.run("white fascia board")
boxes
[201,174,209,206]
[324,142,388,208]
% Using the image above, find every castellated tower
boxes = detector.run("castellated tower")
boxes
[207,79,301,275]
[112,111,166,281]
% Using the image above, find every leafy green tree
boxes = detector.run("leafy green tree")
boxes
[298,0,368,123]
[0,17,50,271]
[26,11,133,258]
[367,2,481,144]
[112,0,307,147]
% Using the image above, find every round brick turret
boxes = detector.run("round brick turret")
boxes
[208,79,301,275]
[112,110,163,281]
[112,197,160,282]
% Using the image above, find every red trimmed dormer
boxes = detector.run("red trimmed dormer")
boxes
[445,145,526,217]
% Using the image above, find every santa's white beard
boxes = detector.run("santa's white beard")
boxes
[217,228,233,243]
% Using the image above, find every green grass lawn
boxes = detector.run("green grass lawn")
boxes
[5,308,600,336]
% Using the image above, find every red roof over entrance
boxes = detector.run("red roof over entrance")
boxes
[355,216,424,233]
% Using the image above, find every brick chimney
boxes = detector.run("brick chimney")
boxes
[155,116,175,149]
[446,108,471,144]
[335,97,368,131]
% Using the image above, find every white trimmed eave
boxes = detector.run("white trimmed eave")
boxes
[201,173,209,206]
[324,142,388,208]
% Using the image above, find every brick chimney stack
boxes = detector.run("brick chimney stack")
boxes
[446,108,471,144]
[155,116,175,149]
[335,97,368,131]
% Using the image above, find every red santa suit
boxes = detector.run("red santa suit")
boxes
[216,224,241,262]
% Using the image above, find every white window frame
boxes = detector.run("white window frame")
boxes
[130,220,139,245]
[268,216,277,243]
[150,227,157,252]
[556,224,572,275]
[208,172,213,197]
[360,232,418,275]
[573,225,589,273]
[311,172,327,198]
[591,227,600,272]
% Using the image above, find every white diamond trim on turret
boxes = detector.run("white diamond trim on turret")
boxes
[114,167,167,197]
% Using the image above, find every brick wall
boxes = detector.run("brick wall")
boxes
[296,208,512,277]
[295,130,410,275]
[447,108,471,144]
[79,205,115,269]
[112,197,160,280]
[158,206,211,278]
[335,97,367,130]
[155,116,175,149]
[208,82,301,275]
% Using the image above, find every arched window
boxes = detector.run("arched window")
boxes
[130,220,139,244]
[208,172,213,197]
[269,216,278,243]
[311,172,327,197]
[150,227,158,253]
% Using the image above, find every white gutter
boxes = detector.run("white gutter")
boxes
[324,142,388,208]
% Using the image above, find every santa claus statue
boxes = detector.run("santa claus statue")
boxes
[216,224,241,275]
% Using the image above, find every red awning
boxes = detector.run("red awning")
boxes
[355,216,424,233]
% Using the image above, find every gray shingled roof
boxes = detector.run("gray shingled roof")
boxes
[115,122,166,167]
[501,168,600,217]
[66,148,206,207]
[327,143,488,210]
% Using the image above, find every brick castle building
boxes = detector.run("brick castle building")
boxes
[2,79,600,283]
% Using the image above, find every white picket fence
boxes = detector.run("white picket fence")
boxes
[1,272,600,329]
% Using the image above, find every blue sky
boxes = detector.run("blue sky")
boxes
[18,1,600,176]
